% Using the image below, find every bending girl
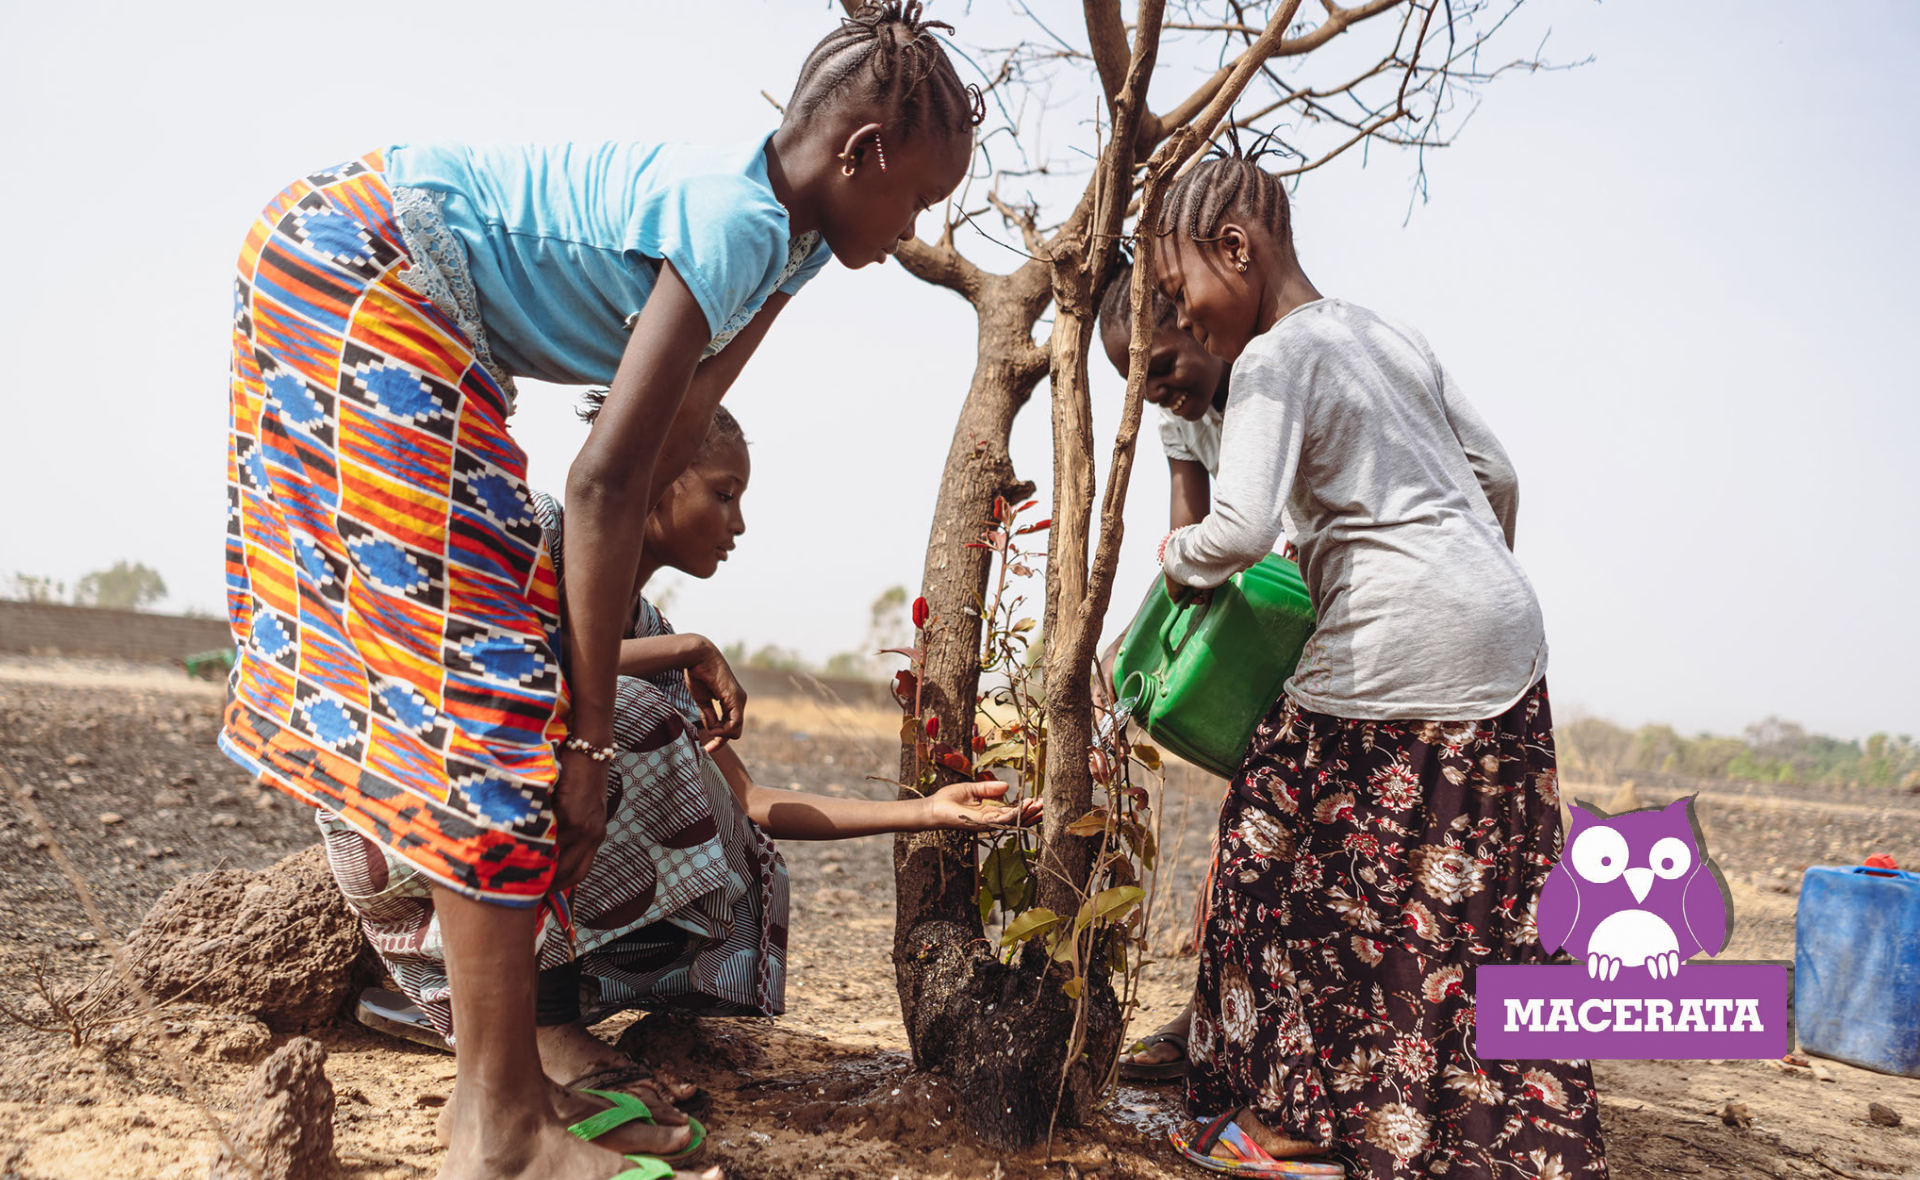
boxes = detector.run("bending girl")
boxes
[219,6,981,1178]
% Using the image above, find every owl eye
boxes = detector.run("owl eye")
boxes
[1650,836,1693,879]
[1570,825,1628,884]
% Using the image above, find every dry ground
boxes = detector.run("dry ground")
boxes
[1,654,1917,1179]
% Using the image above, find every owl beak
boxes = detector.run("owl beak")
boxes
[1624,867,1654,903]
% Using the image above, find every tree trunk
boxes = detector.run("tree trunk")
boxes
[891,265,1103,1149]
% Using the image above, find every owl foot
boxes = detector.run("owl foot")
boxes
[1586,955,1623,982]
[1646,951,1682,979]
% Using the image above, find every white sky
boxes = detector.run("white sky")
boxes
[2,1,1915,742]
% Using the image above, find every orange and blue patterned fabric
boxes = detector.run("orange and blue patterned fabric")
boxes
[220,153,567,906]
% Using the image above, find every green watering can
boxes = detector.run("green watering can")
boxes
[1110,553,1316,778]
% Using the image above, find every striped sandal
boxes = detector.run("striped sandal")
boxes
[569,1088,708,1167]
[1172,1112,1346,1176]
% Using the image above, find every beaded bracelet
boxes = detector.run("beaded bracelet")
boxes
[562,735,618,763]
[1156,529,1176,565]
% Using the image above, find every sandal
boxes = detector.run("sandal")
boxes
[354,988,450,1053]
[568,1062,711,1119]
[610,1161,675,1180]
[1172,1111,1345,1176]
[1119,1030,1190,1081]
[571,1087,708,1167]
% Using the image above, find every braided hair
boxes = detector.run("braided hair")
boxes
[577,393,747,463]
[1097,261,1178,341]
[787,2,985,141]
[1153,150,1293,252]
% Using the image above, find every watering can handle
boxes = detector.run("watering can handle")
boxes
[1157,585,1212,662]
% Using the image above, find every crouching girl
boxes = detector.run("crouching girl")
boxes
[330,407,1037,1162]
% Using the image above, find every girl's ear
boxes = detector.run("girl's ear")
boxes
[837,121,885,174]
[1217,223,1252,275]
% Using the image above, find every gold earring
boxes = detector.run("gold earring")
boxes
[1235,256,1248,273]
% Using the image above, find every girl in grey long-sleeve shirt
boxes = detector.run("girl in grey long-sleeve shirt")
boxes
[1150,154,1606,1180]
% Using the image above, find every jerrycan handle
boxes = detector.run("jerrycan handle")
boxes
[1157,586,1213,662]
[1853,865,1916,881]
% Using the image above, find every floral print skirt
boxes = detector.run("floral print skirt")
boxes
[1187,679,1608,1179]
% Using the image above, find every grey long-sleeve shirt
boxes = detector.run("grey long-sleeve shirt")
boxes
[1161,299,1546,721]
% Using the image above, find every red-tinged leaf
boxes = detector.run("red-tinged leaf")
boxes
[912,595,929,629]
[992,496,1009,522]
[941,750,973,775]
[925,715,940,738]
[1016,499,1038,513]
[1016,519,1051,535]
[972,734,987,753]
[965,541,992,550]
[891,670,917,711]
[1009,563,1033,578]
[879,645,924,663]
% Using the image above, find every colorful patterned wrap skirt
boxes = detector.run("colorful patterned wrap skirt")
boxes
[220,153,567,907]
[1188,680,1609,1179]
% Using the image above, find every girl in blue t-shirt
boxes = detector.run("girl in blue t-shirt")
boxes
[219,5,981,1176]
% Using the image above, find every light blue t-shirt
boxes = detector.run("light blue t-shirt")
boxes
[385,134,833,386]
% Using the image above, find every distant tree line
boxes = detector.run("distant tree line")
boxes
[1560,714,1920,790]
[4,562,167,611]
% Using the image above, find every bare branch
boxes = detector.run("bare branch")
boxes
[891,239,987,302]
[1083,0,1133,107]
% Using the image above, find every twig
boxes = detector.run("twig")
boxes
[1,756,263,1180]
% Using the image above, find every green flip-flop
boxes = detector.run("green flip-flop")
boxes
[610,1159,675,1180]
[569,1087,707,1166]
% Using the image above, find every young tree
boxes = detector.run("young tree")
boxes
[74,561,167,611]
[857,0,1565,1144]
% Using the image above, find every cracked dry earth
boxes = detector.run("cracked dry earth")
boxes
[1,654,1917,1179]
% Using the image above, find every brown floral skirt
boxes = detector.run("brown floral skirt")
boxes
[1187,679,1608,1179]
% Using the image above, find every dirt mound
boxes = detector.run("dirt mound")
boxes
[209,1035,336,1180]
[115,844,373,1031]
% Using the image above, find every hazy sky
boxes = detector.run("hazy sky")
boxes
[2,1,1915,741]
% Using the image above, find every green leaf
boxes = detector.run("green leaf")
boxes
[1077,885,1147,933]
[1062,975,1084,999]
[979,843,1030,909]
[976,884,995,926]
[1011,617,1038,633]
[1000,907,1060,948]
[1131,742,1163,771]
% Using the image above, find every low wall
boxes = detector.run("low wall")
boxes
[0,600,892,705]
[0,600,232,663]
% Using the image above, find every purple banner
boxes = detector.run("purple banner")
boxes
[1476,963,1791,1060]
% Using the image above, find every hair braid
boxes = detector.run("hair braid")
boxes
[787,2,984,140]
[1097,260,1178,340]
[1153,150,1293,249]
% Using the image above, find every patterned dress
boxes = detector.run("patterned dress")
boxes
[317,492,789,1039]
[221,155,566,906]
[1187,680,1608,1178]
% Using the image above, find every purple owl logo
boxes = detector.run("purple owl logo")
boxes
[1538,797,1732,981]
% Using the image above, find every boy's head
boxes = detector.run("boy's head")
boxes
[785,2,982,268]
[1098,262,1230,421]
[1151,153,1296,361]
[577,396,751,580]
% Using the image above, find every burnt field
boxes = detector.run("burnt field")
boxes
[1,655,1916,1179]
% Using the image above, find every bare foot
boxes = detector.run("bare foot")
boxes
[436,1087,718,1180]
[1121,1002,1195,1068]
[437,1078,696,1159]
[539,1021,697,1112]
[1234,1107,1328,1159]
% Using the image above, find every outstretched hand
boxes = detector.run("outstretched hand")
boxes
[922,779,1042,831]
